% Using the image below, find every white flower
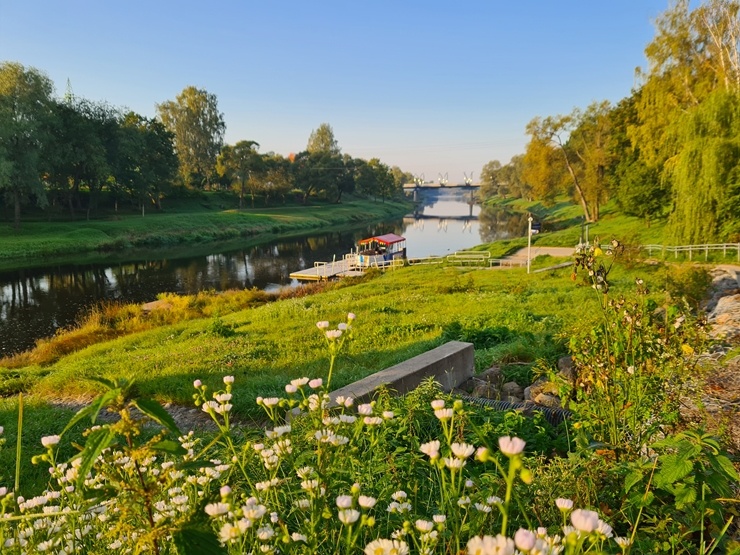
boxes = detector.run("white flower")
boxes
[596,519,613,538]
[467,534,515,555]
[336,495,353,509]
[420,440,441,460]
[431,399,446,410]
[514,528,536,552]
[41,435,60,448]
[338,322,348,330]
[615,537,633,547]
[223,375,234,384]
[498,436,525,457]
[358,403,374,415]
[205,502,230,516]
[220,486,232,497]
[347,312,356,321]
[358,495,377,509]
[291,377,310,387]
[433,514,446,524]
[193,380,202,388]
[364,538,409,555]
[285,384,298,394]
[487,495,502,505]
[571,509,600,533]
[451,442,475,459]
[326,329,343,339]
[382,411,395,419]
[391,490,408,501]
[474,503,492,513]
[443,457,465,470]
[309,378,323,389]
[364,416,383,426]
[415,519,434,532]
[338,509,360,524]
[257,525,274,540]
[555,498,573,511]
[316,321,330,329]
[291,532,307,542]
[434,408,454,421]
[457,496,471,507]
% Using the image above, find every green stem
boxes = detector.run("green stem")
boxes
[14,393,23,494]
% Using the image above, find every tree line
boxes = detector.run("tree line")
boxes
[479,0,740,244]
[0,68,412,229]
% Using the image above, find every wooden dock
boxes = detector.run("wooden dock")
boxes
[290,258,362,281]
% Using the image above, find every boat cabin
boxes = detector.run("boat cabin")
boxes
[357,233,407,268]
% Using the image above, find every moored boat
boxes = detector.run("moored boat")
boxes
[356,233,407,268]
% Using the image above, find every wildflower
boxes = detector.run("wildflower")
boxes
[514,529,536,552]
[336,495,353,509]
[348,312,356,321]
[317,321,330,329]
[358,403,374,415]
[420,440,440,459]
[555,498,573,511]
[326,329,343,339]
[465,479,475,488]
[364,416,383,426]
[433,514,446,524]
[451,442,475,459]
[291,377,310,387]
[41,435,60,448]
[285,384,297,394]
[615,537,633,548]
[596,519,613,538]
[193,379,202,388]
[498,436,525,457]
[220,486,232,498]
[364,538,409,555]
[443,457,465,470]
[338,509,361,524]
[391,490,407,501]
[338,323,348,330]
[291,532,307,542]
[474,503,492,513]
[205,502,230,516]
[223,375,235,384]
[382,411,395,419]
[457,496,471,507]
[434,408,454,421]
[261,397,280,408]
[257,525,274,540]
[415,520,434,532]
[309,378,323,389]
[475,446,491,462]
[570,509,600,533]
[431,399,446,410]
[487,496,502,505]
[467,534,515,555]
[358,495,377,509]
[681,344,694,356]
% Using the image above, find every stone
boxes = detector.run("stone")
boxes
[534,393,561,408]
[557,356,576,382]
[524,377,548,401]
[501,381,524,402]
[471,378,500,399]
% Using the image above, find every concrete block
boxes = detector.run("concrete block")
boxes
[330,341,474,404]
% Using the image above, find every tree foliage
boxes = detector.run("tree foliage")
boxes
[306,123,340,155]
[156,86,225,189]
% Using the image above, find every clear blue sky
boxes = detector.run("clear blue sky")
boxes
[1,0,668,183]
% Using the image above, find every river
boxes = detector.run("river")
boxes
[1,189,528,355]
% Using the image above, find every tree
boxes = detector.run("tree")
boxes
[0,62,54,228]
[479,160,502,200]
[498,155,530,200]
[306,123,340,155]
[216,140,263,208]
[156,86,225,189]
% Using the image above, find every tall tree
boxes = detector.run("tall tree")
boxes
[479,160,502,200]
[0,62,53,228]
[216,140,263,208]
[156,86,225,189]
[306,123,340,155]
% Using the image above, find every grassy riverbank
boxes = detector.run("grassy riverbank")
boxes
[0,196,411,269]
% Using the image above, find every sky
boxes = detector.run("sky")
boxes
[1,0,670,184]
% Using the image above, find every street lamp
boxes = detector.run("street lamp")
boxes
[527,214,533,274]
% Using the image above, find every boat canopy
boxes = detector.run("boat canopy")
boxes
[358,233,406,247]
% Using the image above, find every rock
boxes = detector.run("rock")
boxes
[534,393,561,408]
[557,356,576,382]
[470,378,500,399]
[524,377,548,401]
[478,366,503,386]
[502,381,523,402]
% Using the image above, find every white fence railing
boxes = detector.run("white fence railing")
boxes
[641,243,740,262]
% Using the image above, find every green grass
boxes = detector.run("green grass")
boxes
[0,196,412,269]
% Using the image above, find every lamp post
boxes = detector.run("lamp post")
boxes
[527,214,533,274]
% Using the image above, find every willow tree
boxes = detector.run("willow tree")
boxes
[666,89,740,242]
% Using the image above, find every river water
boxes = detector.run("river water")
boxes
[1,189,528,355]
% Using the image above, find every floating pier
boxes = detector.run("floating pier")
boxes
[289,257,364,281]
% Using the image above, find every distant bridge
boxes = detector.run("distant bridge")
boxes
[403,182,480,189]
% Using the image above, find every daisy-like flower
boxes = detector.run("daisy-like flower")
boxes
[309,378,323,389]
[443,457,465,470]
[364,416,383,426]
[205,502,230,516]
[357,403,374,415]
[431,399,446,410]
[316,321,330,329]
[498,436,525,457]
[615,537,633,548]
[326,329,343,339]
[291,377,310,387]
[571,509,600,533]
[474,503,492,513]
[514,529,536,552]
[450,442,475,459]
[467,534,515,555]
[555,498,573,511]
[382,411,395,419]
[433,514,446,524]
[223,375,235,384]
[291,532,308,542]
[364,538,409,555]
[347,312,356,321]
[257,525,274,540]
[420,440,441,460]
[338,509,361,524]
[596,519,613,538]
[391,490,407,501]
[358,495,377,509]
[285,384,298,394]
[415,520,434,532]
[434,408,454,421]
[41,435,60,448]
[193,379,202,388]
[336,495,353,509]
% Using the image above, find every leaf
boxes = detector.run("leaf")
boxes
[133,397,182,437]
[61,388,120,436]
[151,439,188,457]
[624,469,644,494]
[88,376,119,390]
[673,483,697,509]
[173,526,227,555]
[656,453,693,486]
[708,453,740,481]
[75,426,116,488]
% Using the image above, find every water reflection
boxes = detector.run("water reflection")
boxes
[1,189,528,355]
